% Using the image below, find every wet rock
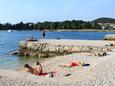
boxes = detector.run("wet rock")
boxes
[19,41,27,49]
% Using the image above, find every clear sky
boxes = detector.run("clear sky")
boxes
[0,0,115,23]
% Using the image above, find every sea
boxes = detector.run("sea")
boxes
[0,31,115,69]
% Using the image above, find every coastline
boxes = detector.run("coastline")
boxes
[0,39,115,86]
[43,29,115,32]
[1,29,115,32]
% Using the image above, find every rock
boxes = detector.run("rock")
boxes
[19,41,27,49]
[104,34,115,40]
[18,41,111,58]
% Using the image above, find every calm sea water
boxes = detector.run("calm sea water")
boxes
[0,31,115,69]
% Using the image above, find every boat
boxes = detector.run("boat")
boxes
[8,30,12,32]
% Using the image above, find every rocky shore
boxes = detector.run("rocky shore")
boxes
[18,39,112,58]
[1,39,115,86]
[104,34,115,40]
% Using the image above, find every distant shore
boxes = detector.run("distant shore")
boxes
[53,29,115,32]
[1,29,115,32]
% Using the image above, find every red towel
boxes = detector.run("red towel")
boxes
[39,71,56,76]
[71,62,80,67]
[39,73,48,76]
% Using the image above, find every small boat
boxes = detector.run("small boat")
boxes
[8,30,12,32]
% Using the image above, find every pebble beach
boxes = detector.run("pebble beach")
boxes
[0,39,115,86]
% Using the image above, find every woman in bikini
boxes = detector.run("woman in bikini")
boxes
[24,62,42,75]
[24,62,54,77]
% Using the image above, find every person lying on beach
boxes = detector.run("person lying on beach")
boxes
[35,61,43,74]
[24,62,55,77]
[59,61,81,68]
[24,62,42,75]
[59,61,90,68]
[36,62,56,77]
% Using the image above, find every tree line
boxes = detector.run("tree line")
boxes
[0,20,101,30]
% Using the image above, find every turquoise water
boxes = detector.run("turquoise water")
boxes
[0,31,115,69]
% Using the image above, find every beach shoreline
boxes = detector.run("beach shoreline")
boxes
[0,39,115,86]
[1,29,115,32]
[46,29,115,32]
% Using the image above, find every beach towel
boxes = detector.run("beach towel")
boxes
[71,62,80,67]
[59,61,90,68]
[39,71,56,77]
[60,61,81,68]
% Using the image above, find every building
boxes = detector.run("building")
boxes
[98,23,115,30]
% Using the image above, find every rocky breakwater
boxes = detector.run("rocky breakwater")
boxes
[17,41,112,58]
[104,34,115,40]
[18,41,73,58]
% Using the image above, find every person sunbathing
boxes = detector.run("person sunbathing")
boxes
[60,61,90,67]
[36,62,55,77]
[60,61,81,67]
[24,62,55,77]
[24,62,42,75]
[35,61,43,75]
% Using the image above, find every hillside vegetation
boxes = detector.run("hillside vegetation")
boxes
[93,17,115,23]
[0,17,115,30]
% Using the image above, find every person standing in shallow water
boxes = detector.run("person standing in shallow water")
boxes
[42,31,45,39]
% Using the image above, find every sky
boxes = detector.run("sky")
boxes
[0,0,115,23]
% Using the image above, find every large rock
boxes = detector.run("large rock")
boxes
[104,34,115,40]
[19,41,27,49]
